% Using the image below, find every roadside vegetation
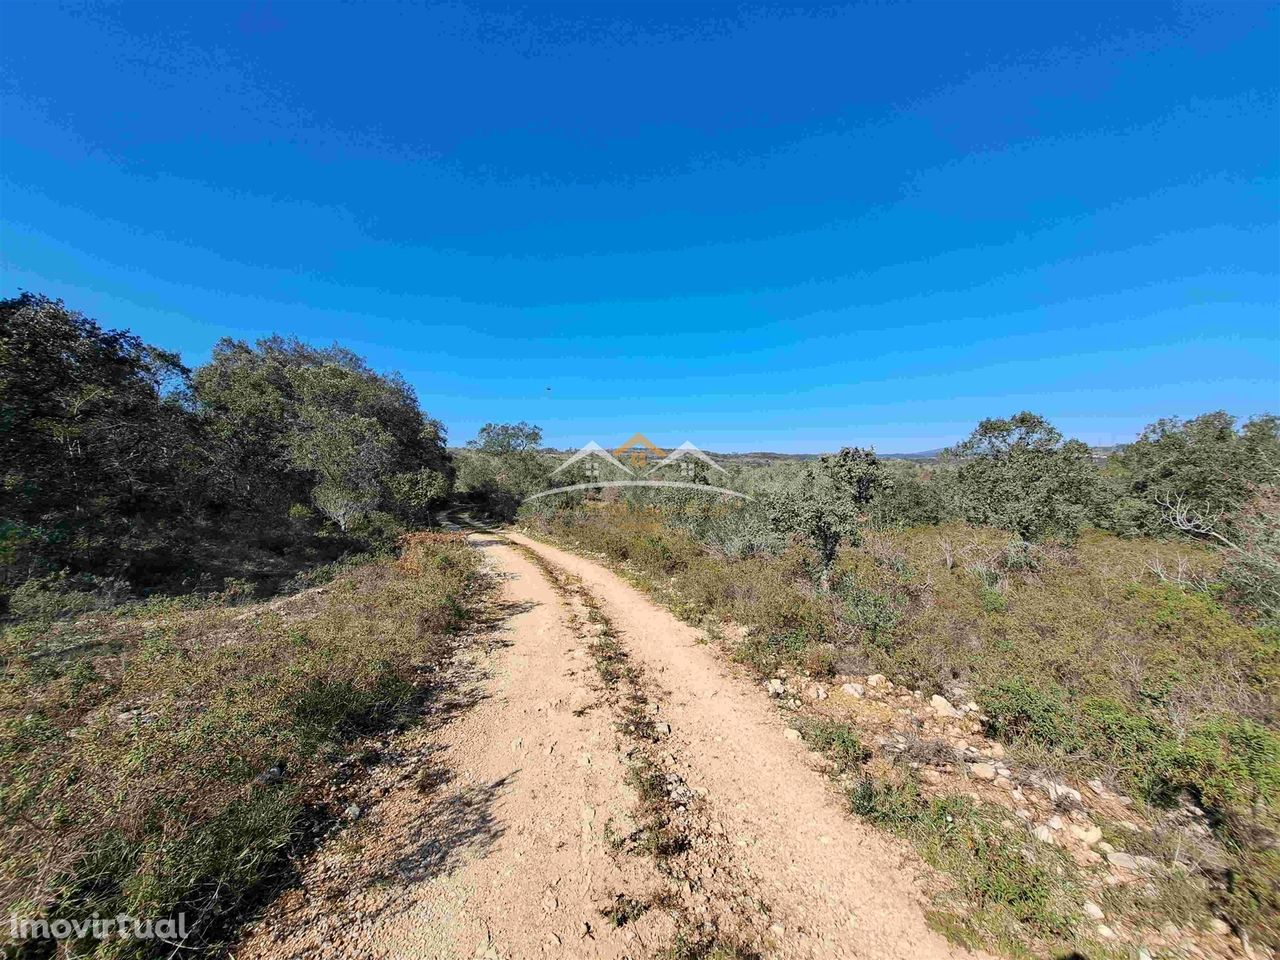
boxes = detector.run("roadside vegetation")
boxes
[1,292,454,608]
[516,412,1279,956]
[1,532,483,956]
[3,293,1277,958]
[1,295,488,956]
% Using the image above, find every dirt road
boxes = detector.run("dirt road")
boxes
[237,527,985,960]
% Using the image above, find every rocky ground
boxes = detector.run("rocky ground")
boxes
[764,668,1258,959]
[234,527,990,960]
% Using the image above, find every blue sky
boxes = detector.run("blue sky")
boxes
[2,1,1277,453]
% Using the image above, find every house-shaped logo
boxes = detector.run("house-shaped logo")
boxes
[550,441,631,481]
[528,433,749,503]
[612,433,665,472]
[648,440,728,478]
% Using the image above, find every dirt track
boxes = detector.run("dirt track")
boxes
[237,527,986,960]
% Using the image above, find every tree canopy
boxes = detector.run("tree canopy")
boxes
[946,411,1097,542]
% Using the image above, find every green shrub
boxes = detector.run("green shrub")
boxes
[803,719,871,767]
[979,679,1076,750]
[836,581,899,647]
[1073,697,1167,791]
[850,775,1076,944]
[978,587,1007,613]
[1162,718,1280,812]
[8,571,132,621]
[1221,845,1280,949]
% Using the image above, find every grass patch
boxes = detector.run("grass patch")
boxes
[522,501,1280,952]
[0,532,484,956]
[849,772,1082,955]
[801,718,871,768]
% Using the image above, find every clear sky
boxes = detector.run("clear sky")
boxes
[1,2,1277,453]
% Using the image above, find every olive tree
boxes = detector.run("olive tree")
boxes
[767,447,882,590]
[1105,412,1280,537]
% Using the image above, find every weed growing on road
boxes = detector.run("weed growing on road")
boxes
[502,536,768,960]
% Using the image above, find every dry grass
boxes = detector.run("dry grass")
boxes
[0,532,485,957]
[523,502,1280,952]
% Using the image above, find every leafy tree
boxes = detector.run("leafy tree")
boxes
[947,412,1096,541]
[869,460,948,528]
[0,293,214,585]
[192,335,450,528]
[386,468,451,524]
[768,447,882,590]
[456,421,551,519]
[288,408,396,530]
[1105,412,1279,537]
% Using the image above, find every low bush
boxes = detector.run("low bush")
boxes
[850,773,1078,948]
[525,500,1280,949]
[7,572,133,621]
[979,679,1077,751]
[801,718,871,767]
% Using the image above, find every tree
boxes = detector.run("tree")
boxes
[287,408,396,530]
[0,293,214,584]
[386,468,451,525]
[192,335,450,529]
[869,460,947,528]
[1106,412,1280,537]
[456,422,551,519]
[767,447,882,590]
[947,412,1096,542]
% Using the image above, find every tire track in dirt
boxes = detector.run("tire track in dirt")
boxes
[237,522,988,960]
[238,532,680,959]
[500,528,989,960]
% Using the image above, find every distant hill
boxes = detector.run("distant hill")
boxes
[463,444,1121,467]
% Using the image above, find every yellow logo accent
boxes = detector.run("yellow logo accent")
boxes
[612,432,664,471]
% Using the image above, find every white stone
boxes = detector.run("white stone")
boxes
[766,678,785,696]
[1082,901,1105,921]
[783,728,803,742]
[970,762,998,781]
[930,694,960,718]
[841,683,865,697]
[1070,823,1103,846]
[1106,851,1141,871]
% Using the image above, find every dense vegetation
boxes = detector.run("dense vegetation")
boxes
[3,293,1277,956]
[1,293,453,611]
[515,412,1279,953]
